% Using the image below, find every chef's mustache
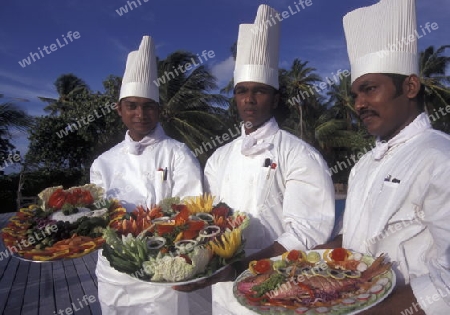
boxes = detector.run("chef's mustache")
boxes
[358,109,379,118]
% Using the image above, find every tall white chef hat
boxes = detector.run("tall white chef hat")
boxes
[234,4,280,89]
[119,35,159,102]
[343,0,419,83]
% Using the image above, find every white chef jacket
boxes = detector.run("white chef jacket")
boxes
[204,119,335,314]
[343,113,450,314]
[90,124,206,315]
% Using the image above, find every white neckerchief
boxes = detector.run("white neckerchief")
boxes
[372,113,431,160]
[125,124,165,155]
[240,118,279,156]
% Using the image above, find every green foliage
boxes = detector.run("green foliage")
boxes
[28,76,125,180]
[0,95,34,161]
[157,51,236,166]
[419,45,450,133]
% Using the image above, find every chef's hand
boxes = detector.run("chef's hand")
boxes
[314,234,342,250]
[172,264,236,292]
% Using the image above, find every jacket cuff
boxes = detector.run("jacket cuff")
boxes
[276,233,307,252]
[410,275,450,315]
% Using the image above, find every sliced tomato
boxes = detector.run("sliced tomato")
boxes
[287,250,301,261]
[253,259,272,274]
[48,189,67,209]
[65,192,77,205]
[331,248,348,261]
[80,191,94,204]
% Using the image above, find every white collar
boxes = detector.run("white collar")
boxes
[372,113,431,160]
[125,124,166,155]
[240,118,279,156]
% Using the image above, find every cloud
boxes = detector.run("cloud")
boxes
[211,56,235,87]
[0,82,55,100]
[279,60,290,69]
[109,37,131,56]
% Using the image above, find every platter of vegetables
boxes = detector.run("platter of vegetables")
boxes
[234,248,395,314]
[102,194,250,285]
[0,184,126,261]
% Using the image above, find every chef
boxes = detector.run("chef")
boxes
[90,36,204,315]
[203,4,335,314]
[319,0,450,314]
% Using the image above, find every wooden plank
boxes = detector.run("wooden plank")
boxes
[73,257,101,314]
[63,259,91,315]
[4,260,31,314]
[21,261,41,315]
[82,251,99,287]
[39,262,57,315]
[52,261,72,314]
[0,257,19,314]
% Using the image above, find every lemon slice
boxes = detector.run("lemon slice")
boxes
[306,251,321,263]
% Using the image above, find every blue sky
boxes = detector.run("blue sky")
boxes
[1,0,449,172]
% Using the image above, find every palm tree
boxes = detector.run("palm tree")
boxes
[0,94,34,173]
[156,51,233,165]
[282,59,322,140]
[419,45,450,133]
[318,76,374,182]
[39,73,89,116]
[0,95,33,132]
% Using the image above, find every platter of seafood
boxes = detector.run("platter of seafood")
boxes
[233,248,395,314]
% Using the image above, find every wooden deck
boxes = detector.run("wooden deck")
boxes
[0,213,101,315]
